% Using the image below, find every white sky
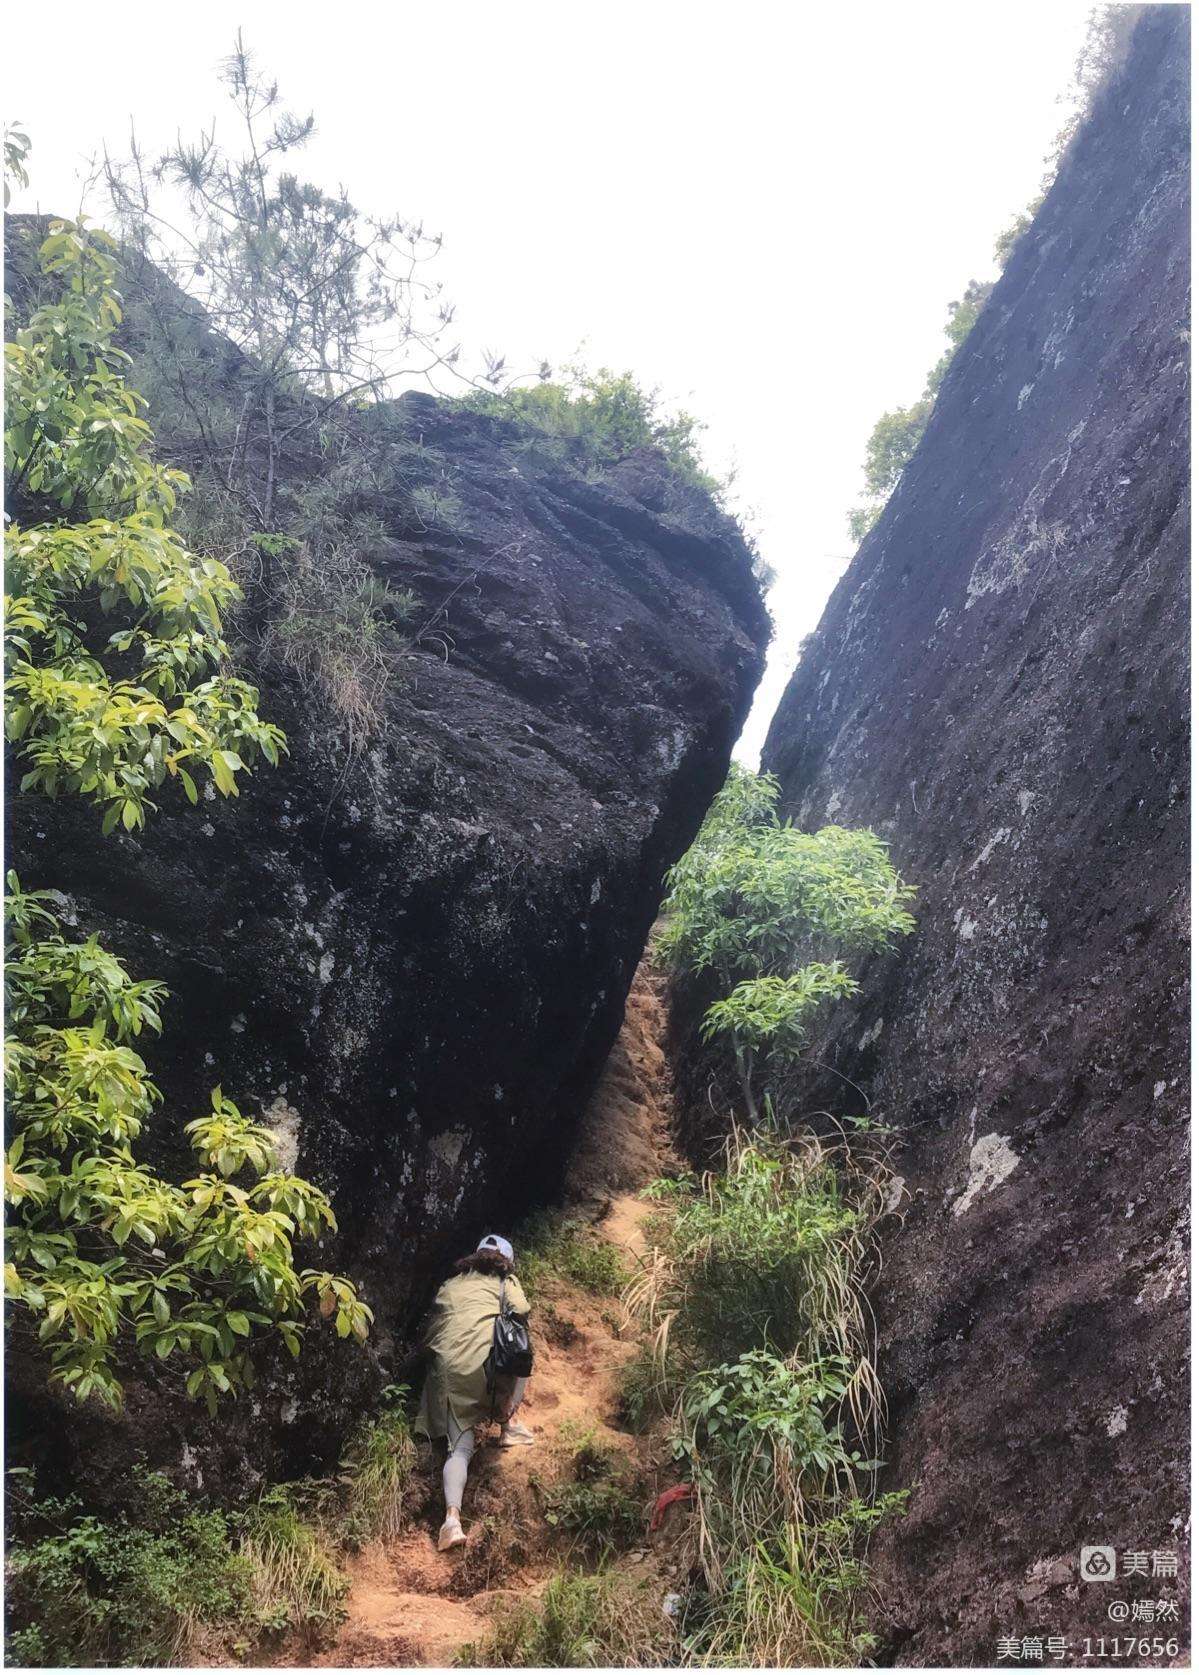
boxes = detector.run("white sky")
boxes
[5,1,1096,763]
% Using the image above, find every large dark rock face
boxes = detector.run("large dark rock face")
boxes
[762,11,1188,1665]
[7,336,768,1487]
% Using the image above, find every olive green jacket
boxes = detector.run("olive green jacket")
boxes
[415,1269,531,1440]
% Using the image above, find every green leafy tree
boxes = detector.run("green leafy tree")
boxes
[660,766,915,1118]
[4,217,371,1412]
[5,220,286,829]
[4,122,31,208]
[847,280,992,542]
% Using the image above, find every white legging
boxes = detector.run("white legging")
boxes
[443,1376,527,1511]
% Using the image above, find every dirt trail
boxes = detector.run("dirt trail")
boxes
[299,953,679,1669]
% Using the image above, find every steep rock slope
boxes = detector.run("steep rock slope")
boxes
[762,10,1189,1664]
[7,329,768,1486]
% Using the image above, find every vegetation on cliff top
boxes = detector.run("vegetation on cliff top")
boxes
[846,4,1140,541]
[84,38,748,763]
[466,366,724,498]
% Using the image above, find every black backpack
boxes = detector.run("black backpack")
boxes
[484,1276,534,1388]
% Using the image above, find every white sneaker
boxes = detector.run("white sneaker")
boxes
[437,1513,466,1551]
[500,1420,535,1447]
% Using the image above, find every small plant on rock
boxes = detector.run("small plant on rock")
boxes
[660,764,915,1120]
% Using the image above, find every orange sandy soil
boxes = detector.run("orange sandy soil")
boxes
[272,953,689,1668]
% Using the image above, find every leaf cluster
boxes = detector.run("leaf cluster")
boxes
[4,877,373,1412]
[4,1466,255,1667]
[661,765,915,1072]
[467,365,724,498]
[4,220,286,829]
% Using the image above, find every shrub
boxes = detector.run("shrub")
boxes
[539,1435,643,1554]
[4,1382,417,1666]
[457,1567,673,1668]
[467,367,723,498]
[5,221,287,829]
[5,1467,254,1667]
[3,217,372,1414]
[4,875,371,1413]
[660,765,915,1119]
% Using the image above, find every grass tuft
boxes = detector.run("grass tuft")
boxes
[516,1211,630,1301]
[259,537,414,754]
[336,1384,418,1546]
[236,1486,348,1643]
[456,1566,673,1668]
[621,1121,908,1666]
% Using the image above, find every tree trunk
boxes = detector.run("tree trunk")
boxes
[263,385,277,530]
[735,1044,758,1124]
[226,390,253,492]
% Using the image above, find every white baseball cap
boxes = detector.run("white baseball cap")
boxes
[477,1233,514,1262]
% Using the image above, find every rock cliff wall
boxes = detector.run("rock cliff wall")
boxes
[6,260,769,1489]
[761,9,1189,1662]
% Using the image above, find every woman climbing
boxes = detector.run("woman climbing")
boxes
[415,1233,536,1552]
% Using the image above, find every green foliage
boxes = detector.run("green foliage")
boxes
[4,123,31,208]
[702,968,857,1055]
[661,765,914,1110]
[5,1467,254,1667]
[540,1436,643,1554]
[623,1126,907,1667]
[4,1384,419,1666]
[336,1385,418,1545]
[516,1212,630,1301]
[676,1348,868,1487]
[3,214,371,1414]
[5,220,286,828]
[457,1567,672,1669]
[4,875,372,1412]
[662,768,915,991]
[468,366,723,497]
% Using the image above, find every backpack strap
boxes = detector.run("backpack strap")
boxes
[487,1274,507,1422]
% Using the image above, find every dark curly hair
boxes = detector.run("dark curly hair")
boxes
[452,1250,514,1278]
